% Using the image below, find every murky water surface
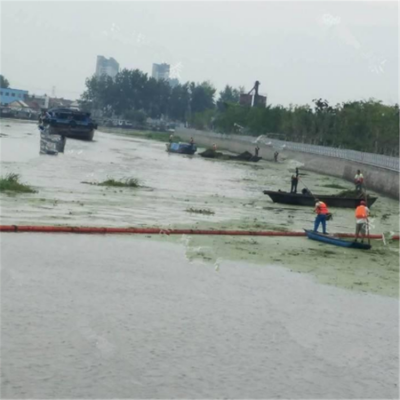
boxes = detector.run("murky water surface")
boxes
[2,234,399,399]
[1,120,399,398]
[1,120,398,233]
[1,120,399,296]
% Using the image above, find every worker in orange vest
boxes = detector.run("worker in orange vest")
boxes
[354,200,369,242]
[314,199,329,234]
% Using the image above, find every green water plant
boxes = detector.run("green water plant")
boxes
[0,173,36,193]
[82,178,140,188]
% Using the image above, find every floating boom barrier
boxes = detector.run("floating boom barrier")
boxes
[0,225,398,240]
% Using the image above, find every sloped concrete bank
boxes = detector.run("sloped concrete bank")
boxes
[177,128,399,200]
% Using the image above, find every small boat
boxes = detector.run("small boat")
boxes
[167,142,197,155]
[200,149,261,162]
[304,229,371,250]
[263,190,377,208]
[42,108,97,141]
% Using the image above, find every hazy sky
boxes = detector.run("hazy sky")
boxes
[1,1,398,106]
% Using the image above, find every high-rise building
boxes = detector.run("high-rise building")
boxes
[152,63,170,81]
[95,56,120,78]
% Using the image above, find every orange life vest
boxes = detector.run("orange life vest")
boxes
[316,201,328,215]
[355,205,368,219]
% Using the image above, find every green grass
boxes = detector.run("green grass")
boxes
[186,208,215,215]
[82,178,140,188]
[0,173,36,193]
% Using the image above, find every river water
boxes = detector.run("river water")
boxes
[1,120,399,398]
[1,120,399,233]
[2,234,399,399]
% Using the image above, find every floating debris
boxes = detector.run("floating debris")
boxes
[82,178,140,188]
[186,208,215,215]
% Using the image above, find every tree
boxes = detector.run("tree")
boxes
[190,81,216,114]
[80,67,399,154]
[213,98,399,154]
[218,85,241,104]
[169,83,190,121]
[81,74,116,117]
[124,109,147,125]
[0,75,10,88]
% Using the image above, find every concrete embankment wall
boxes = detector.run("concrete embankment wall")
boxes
[177,128,400,200]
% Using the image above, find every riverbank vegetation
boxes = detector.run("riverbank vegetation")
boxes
[0,173,36,193]
[81,69,399,155]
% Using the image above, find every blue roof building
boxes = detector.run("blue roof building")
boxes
[0,87,29,105]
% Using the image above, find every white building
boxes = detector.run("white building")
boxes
[152,63,170,81]
[96,56,120,79]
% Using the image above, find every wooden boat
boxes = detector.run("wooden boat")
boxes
[263,190,377,208]
[304,229,371,250]
[200,149,261,162]
[167,142,197,155]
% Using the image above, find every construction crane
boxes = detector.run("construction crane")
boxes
[239,81,266,107]
[247,81,261,107]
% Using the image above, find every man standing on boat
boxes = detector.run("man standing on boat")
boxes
[290,168,299,193]
[354,170,364,192]
[354,200,369,243]
[314,199,329,234]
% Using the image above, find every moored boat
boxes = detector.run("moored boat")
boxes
[304,229,371,250]
[42,108,97,141]
[200,149,261,162]
[263,190,377,208]
[167,142,197,155]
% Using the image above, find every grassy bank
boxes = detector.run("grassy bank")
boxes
[0,174,36,194]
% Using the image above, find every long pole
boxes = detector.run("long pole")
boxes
[363,182,371,246]
[0,224,387,238]
[297,176,318,202]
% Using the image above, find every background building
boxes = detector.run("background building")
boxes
[0,88,28,106]
[239,93,267,107]
[152,63,170,81]
[95,56,120,79]
[25,94,49,109]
